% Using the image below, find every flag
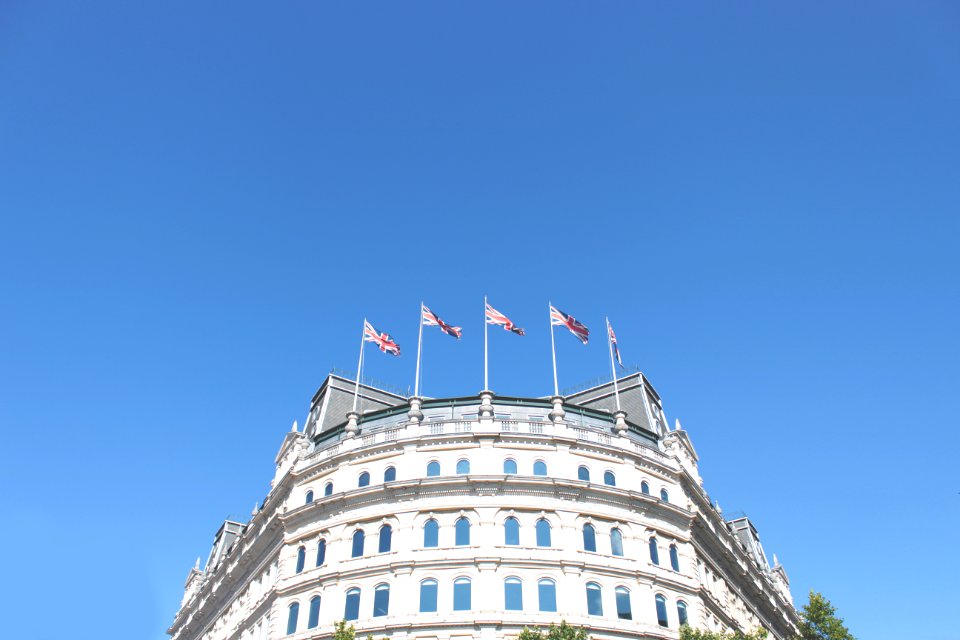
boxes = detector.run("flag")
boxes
[608,321,624,368]
[363,320,401,356]
[486,303,525,336]
[422,304,462,339]
[550,305,589,344]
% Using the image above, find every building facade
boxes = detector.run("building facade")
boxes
[168,373,798,640]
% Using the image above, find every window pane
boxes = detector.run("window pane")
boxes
[670,545,680,571]
[344,590,360,621]
[611,528,624,557]
[359,472,370,487]
[503,459,518,474]
[660,488,669,502]
[578,466,590,481]
[384,466,396,482]
[604,471,616,486]
[641,481,649,495]
[536,519,552,547]
[454,578,472,611]
[419,580,438,613]
[427,461,440,477]
[583,524,597,552]
[655,595,668,627]
[615,588,632,620]
[504,578,523,611]
[649,538,660,565]
[533,461,547,476]
[456,517,470,546]
[504,517,520,546]
[456,459,470,474]
[586,583,603,616]
[373,585,390,617]
[538,579,557,613]
[295,547,305,573]
[677,601,688,626]
[308,596,321,629]
[352,530,364,558]
[305,490,314,504]
[423,519,439,548]
[379,525,393,553]
[286,603,299,635]
[324,482,334,496]
[316,539,326,566]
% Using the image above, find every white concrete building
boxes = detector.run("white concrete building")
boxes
[168,373,799,640]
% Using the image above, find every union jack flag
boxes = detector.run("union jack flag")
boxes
[607,319,624,368]
[485,303,525,336]
[422,304,462,339]
[550,305,589,344]
[363,320,401,356]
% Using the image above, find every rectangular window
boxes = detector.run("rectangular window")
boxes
[373,587,389,617]
[505,580,523,611]
[453,580,472,611]
[538,581,557,612]
[420,582,438,613]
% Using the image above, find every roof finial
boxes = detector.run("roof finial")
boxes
[291,420,298,432]
[252,502,260,516]
[675,418,682,431]
[194,557,201,570]
[773,553,780,566]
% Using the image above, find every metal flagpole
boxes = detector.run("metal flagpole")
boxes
[352,319,366,412]
[484,296,489,391]
[549,301,559,396]
[415,302,424,397]
[606,317,621,411]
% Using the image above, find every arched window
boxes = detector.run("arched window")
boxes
[295,546,306,574]
[641,480,650,495]
[538,578,557,612]
[305,490,314,504]
[419,579,438,613]
[456,458,470,474]
[358,471,370,487]
[670,544,680,571]
[677,600,689,626]
[426,461,440,477]
[533,460,547,476]
[324,481,334,496]
[578,465,590,481]
[344,588,360,621]
[286,602,299,635]
[604,471,616,486]
[423,519,439,547]
[536,518,552,547]
[315,539,326,566]
[453,577,472,611]
[378,524,393,553]
[384,466,396,482]
[351,530,365,558]
[660,488,669,502]
[307,596,321,629]
[373,583,390,617]
[582,523,597,552]
[503,458,518,474]
[611,528,624,557]
[504,516,520,545]
[655,594,669,627]
[455,516,471,546]
[504,577,523,611]
[615,586,632,620]
[586,582,603,616]
[649,538,660,565]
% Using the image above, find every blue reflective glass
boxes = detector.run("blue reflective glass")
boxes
[641,481,650,495]
[316,539,326,566]
[533,461,547,476]
[611,528,624,556]
[344,589,360,621]
[358,471,370,487]
[616,588,632,620]
[455,517,470,545]
[453,579,471,611]
[295,546,305,573]
[379,525,392,553]
[427,461,440,477]
[456,459,470,474]
[604,471,616,486]
[373,585,389,617]
[536,519,552,547]
[305,490,314,504]
[384,466,396,482]
[423,519,439,547]
[503,459,518,474]
[583,524,597,552]
[538,580,557,612]
[351,530,365,558]
[677,601,688,626]
[308,596,321,628]
[419,580,438,612]
[504,517,520,545]
[656,595,668,627]
[286,603,299,635]
[649,538,660,565]
[670,545,680,571]
[324,482,333,496]
[660,488,669,502]
[578,466,590,481]
[586,583,603,616]
[504,579,523,611]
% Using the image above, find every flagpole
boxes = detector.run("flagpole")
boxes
[415,302,424,397]
[352,319,366,413]
[483,295,489,391]
[549,301,559,396]
[606,317,621,411]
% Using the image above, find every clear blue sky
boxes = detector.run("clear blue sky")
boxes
[1,3,957,639]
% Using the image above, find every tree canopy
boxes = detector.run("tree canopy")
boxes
[518,621,590,640]
[797,592,856,640]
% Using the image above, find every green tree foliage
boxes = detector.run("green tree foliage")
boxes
[518,621,590,640]
[333,621,355,640]
[797,592,855,640]
[680,625,767,640]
